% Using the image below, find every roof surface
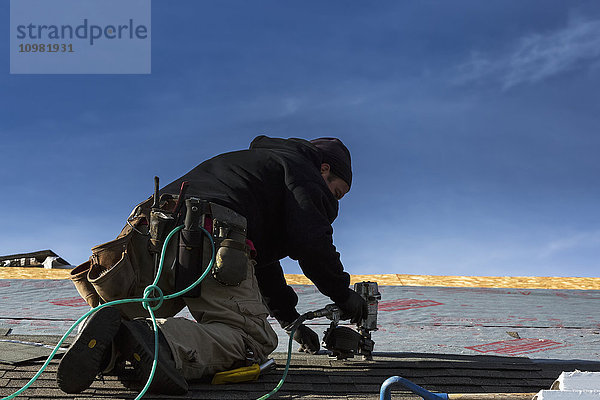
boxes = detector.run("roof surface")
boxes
[2,279,599,359]
[1,273,600,399]
[2,338,600,400]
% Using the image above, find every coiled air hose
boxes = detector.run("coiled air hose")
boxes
[1,224,296,400]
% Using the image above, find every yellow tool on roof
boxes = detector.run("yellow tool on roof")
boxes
[211,359,276,385]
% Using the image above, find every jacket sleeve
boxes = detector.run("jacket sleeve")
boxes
[254,260,301,325]
[284,180,351,304]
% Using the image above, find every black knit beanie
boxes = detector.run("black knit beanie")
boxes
[310,137,352,188]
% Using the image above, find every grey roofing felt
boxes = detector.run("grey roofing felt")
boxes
[2,280,600,360]
[1,279,600,399]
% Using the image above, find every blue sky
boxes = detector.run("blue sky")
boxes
[1,1,599,277]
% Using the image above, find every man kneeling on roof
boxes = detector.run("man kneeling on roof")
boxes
[58,136,368,394]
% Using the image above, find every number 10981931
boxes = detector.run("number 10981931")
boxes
[19,43,74,53]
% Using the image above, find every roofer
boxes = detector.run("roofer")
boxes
[59,135,367,395]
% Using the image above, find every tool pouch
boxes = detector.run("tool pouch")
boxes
[83,197,159,304]
[174,201,249,293]
[211,203,249,287]
[213,238,249,286]
[69,260,100,308]
[69,193,185,320]
[88,250,137,301]
[175,198,207,297]
[88,227,153,303]
[149,209,176,255]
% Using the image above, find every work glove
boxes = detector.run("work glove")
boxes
[336,289,368,324]
[286,324,320,354]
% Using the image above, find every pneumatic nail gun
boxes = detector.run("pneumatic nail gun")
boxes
[301,281,381,360]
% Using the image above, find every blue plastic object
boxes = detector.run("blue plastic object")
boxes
[380,376,449,400]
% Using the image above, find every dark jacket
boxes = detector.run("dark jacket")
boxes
[161,136,351,323]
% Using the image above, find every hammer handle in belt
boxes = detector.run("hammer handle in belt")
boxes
[171,181,189,219]
[152,176,160,209]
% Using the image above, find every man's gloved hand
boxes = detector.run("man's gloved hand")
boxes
[287,324,320,354]
[336,289,368,324]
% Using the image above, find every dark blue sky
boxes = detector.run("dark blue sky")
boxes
[2,1,599,277]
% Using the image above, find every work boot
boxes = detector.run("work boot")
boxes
[115,319,188,395]
[57,306,122,393]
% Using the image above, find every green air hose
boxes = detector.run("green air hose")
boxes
[1,224,295,400]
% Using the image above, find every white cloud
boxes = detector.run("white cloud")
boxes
[454,18,600,89]
[537,230,600,259]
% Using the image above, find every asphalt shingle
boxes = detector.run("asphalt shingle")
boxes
[3,343,600,400]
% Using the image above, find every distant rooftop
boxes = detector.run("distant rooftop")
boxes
[0,250,70,268]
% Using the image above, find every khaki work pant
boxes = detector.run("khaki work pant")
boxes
[123,259,278,381]
[76,197,278,381]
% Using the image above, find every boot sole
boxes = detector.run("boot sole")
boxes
[57,306,121,394]
[115,321,188,395]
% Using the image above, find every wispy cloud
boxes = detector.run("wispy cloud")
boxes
[537,230,600,259]
[454,18,600,89]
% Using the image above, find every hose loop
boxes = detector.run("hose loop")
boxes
[142,284,164,311]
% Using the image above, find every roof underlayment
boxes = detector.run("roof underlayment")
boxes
[1,273,599,399]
